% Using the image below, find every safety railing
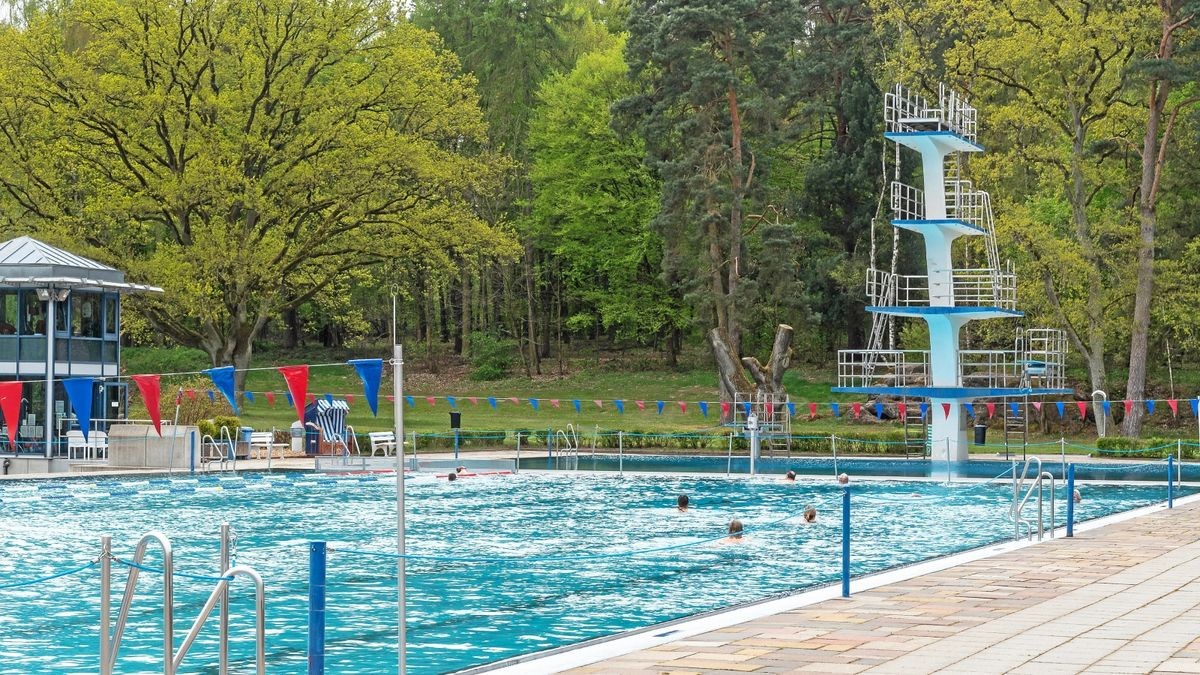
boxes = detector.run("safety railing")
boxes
[890,180,925,221]
[960,330,1068,391]
[837,349,930,389]
[884,83,978,142]
[1010,457,1054,541]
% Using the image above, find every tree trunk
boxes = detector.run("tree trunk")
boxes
[523,241,540,375]
[742,324,793,394]
[282,305,299,349]
[709,327,752,421]
[460,266,472,356]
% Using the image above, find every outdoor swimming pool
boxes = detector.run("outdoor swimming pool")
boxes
[0,471,1186,674]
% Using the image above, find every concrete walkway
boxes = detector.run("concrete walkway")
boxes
[569,500,1200,674]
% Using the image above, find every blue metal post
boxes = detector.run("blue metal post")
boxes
[188,430,195,475]
[546,427,552,470]
[841,487,850,598]
[1168,454,1174,509]
[453,428,459,461]
[308,542,327,675]
[1066,463,1075,538]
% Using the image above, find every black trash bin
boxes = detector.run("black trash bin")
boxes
[974,423,987,445]
[449,410,461,429]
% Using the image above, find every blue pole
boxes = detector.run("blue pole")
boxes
[1168,454,1174,509]
[546,427,552,470]
[841,487,850,598]
[188,431,195,475]
[1066,463,1075,538]
[453,428,459,462]
[308,541,327,675]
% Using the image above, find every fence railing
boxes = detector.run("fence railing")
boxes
[837,349,931,389]
[884,83,978,142]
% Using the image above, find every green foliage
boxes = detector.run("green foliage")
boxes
[468,332,517,381]
[122,347,211,375]
[1094,436,1186,458]
[196,416,244,440]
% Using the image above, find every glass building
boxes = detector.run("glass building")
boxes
[0,236,161,457]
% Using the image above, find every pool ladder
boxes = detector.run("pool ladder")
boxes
[555,424,580,470]
[1010,456,1055,541]
[99,523,266,675]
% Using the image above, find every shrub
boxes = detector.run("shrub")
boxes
[1095,436,1181,458]
[197,416,242,439]
[468,332,516,381]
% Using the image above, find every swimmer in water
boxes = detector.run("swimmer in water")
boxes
[803,505,817,523]
[677,494,689,512]
[785,470,796,481]
[837,473,850,485]
[1073,488,1081,504]
[455,466,466,474]
[447,471,458,482]
[725,519,745,542]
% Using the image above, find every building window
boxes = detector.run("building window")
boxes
[20,290,45,335]
[72,293,102,338]
[104,295,118,336]
[0,290,16,335]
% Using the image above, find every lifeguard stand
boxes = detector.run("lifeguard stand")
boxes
[833,84,1071,465]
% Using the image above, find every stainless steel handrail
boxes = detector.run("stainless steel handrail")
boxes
[1011,458,1056,541]
[102,531,173,675]
[172,566,266,674]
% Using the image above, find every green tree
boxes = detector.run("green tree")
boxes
[618,0,805,402]
[0,0,513,388]
[527,39,685,359]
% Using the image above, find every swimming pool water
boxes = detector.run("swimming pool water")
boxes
[0,472,1185,674]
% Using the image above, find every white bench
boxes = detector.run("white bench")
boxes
[248,431,285,460]
[369,431,397,457]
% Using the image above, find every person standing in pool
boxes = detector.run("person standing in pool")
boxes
[803,505,817,523]
[447,472,458,482]
[784,470,796,481]
[837,473,849,485]
[677,494,689,512]
[723,519,745,543]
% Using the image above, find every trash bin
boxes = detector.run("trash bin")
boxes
[449,411,461,429]
[289,422,305,454]
[974,423,987,445]
[239,426,254,459]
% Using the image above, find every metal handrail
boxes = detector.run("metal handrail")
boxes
[1011,458,1056,541]
[218,426,237,471]
[102,531,174,675]
[555,424,580,470]
[172,566,266,674]
[199,434,229,470]
[837,349,930,389]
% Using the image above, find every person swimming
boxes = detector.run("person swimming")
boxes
[837,473,849,485]
[785,470,796,481]
[447,471,458,482]
[455,466,466,474]
[677,494,689,511]
[726,519,744,541]
[1073,488,1082,504]
[803,505,817,523]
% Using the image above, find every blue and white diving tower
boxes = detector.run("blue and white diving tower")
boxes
[834,84,1071,463]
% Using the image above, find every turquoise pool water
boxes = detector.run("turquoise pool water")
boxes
[0,472,1184,674]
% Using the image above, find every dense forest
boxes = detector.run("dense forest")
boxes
[0,0,1195,438]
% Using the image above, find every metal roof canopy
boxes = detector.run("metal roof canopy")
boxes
[0,236,162,294]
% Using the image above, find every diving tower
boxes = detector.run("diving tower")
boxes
[833,84,1070,464]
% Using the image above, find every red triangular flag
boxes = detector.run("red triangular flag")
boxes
[986,402,996,418]
[509,397,519,405]
[942,403,951,418]
[0,381,22,447]
[386,395,395,403]
[636,400,645,411]
[852,402,862,418]
[185,389,197,400]
[897,403,907,417]
[307,393,316,404]
[426,396,436,406]
[721,401,731,418]
[551,399,560,408]
[469,397,478,405]
[594,399,603,409]
[1169,399,1178,416]
[130,374,163,437]
[678,401,687,413]
[278,365,309,424]
[265,391,276,406]
[1123,399,1132,415]
[808,402,818,420]
[1077,400,1088,419]
[1032,401,1042,411]
[345,394,354,407]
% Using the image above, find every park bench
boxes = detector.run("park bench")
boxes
[248,431,285,460]
[369,431,397,457]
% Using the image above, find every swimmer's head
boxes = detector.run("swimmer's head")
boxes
[677,494,689,510]
[447,472,457,482]
[837,473,850,485]
[728,519,744,538]
[1073,488,1081,504]
[803,505,817,523]
[455,466,466,474]
[785,470,796,481]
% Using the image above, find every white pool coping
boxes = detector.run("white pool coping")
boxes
[468,490,1200,674]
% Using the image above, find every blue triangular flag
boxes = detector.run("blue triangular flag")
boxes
[447,396,457,409]
[874,402,884,419]
[572,399,581,413]
[1010,402,1019,417]
[1146,400,1155,415]
[286,391,293,406]
[347,359,383,416]
[743,402,751,416]
[786,402,796,417]
[405,395,415,408]
[1192,399,1199,417]
[698,401,709,417]
[965,403,975,418]
[530,398,539,411]
[656,400,665,414]
[203,366,239,414]
[206,390,215,402]
[245,391,255,403]
[1055,401,1065,418]
[324,393,333,405]
[488,396,497,409]
[832,403,840,417]
[62,378,94,441]
[1102,400,1111,416]
[919,402,929,418]
[614,400,624,414]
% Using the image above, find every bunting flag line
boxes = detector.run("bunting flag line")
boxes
[678,401,687,414]
[919,402,929,419]
[787,402,796,418]
[1055,401,1065,418]
[265,391,275,406]
[874,402,884,419]
[509,397,519,405]
[324,394,333,405]
[447,396,457,409]
[1102,400,1111,416]
[1009,402,1019,417]
[697,401,707,417]
[1032,401,1042,412]
[278,365,308,424]
[185,389,197,400]
[573,400,581,413]
[743,402,752,416]
[656,400,665,415]
[62,378,94,441]
[808,402,817,419]
[941,402,951,419]
[721,401,730,418]
[203,366,239,414]
[635,400,645,411]
[551,399,559,408]
[245,391,255,404]
[405,396,415,408]
[347,358,383,417]
[469,396,478,405]
[0,381,21,447]
[1123,399,1132,415]
[1077,400,1088,419]
[488,397,498,409]
[852,402,862,418]
[1192,399,1199,418]
[426,396,436,406]
[130,374,163,437]
[594,400,603,409]
[346,394,354,406]
[530,398,539,411]
[1146,400,1155,415]
[965,403,975,418]
[285,392,293,407]
[615,400,624,414]
[897,402,906,418]
[986,402,996,418]
[1169,399,1178,416]
[831,402,840,418]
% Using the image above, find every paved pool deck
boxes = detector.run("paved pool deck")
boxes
[563,497,1200,675]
